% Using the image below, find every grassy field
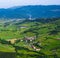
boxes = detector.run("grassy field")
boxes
[0,18,60,58]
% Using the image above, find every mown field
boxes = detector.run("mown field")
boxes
[0,18,60,58]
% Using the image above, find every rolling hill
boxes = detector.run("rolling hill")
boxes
[0,5,60,19]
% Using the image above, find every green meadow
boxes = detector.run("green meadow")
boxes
[0,18,60,58]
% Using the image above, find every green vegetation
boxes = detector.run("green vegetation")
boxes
[0,18,60,58]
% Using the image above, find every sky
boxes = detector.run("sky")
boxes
[0,0,60,8]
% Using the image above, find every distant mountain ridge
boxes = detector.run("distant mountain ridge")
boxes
[0,5,60,19]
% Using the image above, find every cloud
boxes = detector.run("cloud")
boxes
[0,0,60,8]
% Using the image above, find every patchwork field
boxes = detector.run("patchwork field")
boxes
[0,18,60,58]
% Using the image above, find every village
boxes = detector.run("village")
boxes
[6,36,41,52]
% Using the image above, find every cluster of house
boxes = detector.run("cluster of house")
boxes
[24,36,36,43]
[6,36,36,44]
[6,36,41,51]
[31,45,41,51]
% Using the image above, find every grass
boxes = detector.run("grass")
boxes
[0,19,60,58]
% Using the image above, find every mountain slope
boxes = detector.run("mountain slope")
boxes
[0,5,60,19]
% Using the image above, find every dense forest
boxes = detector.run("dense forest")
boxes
[0,5,60,19]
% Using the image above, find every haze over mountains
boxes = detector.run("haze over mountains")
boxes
[0,5,60,19]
